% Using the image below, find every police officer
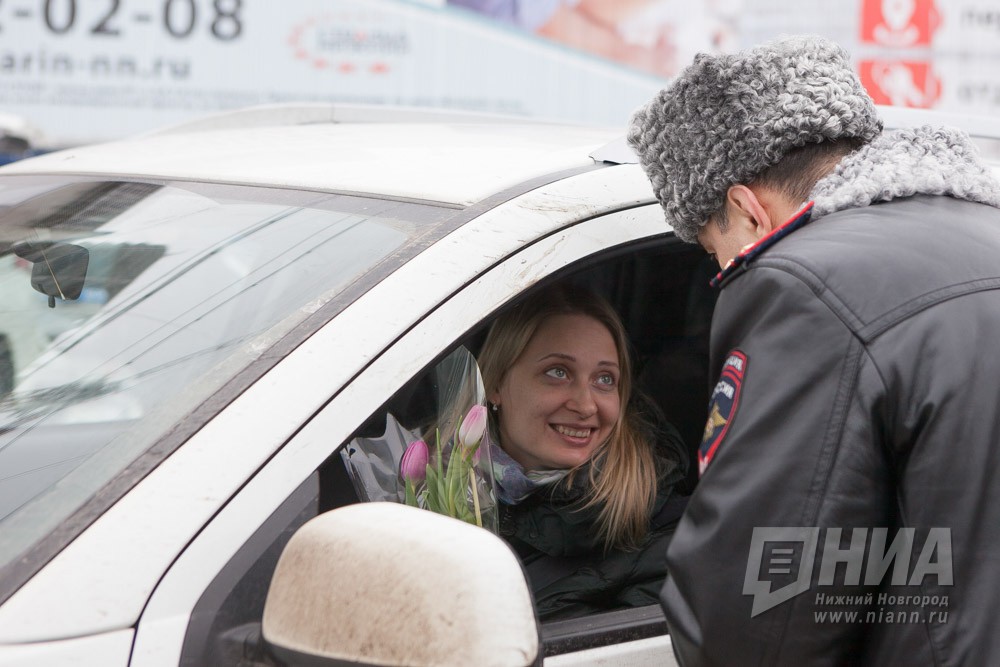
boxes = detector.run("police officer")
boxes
[629,35,1000,666]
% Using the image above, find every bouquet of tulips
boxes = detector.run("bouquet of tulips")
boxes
[399,404,497,531]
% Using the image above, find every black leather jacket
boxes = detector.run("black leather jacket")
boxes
[664,195,1000,666]
[503,424,688,621]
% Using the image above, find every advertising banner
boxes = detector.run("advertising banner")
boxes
[0,0,689,146]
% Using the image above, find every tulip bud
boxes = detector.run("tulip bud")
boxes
[458,405,488,448]
[400,439,429,482]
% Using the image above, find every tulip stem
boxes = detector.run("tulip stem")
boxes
[470,468,482,528]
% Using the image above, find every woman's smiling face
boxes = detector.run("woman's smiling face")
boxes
[491,313,621,471]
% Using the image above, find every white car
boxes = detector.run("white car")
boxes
[0,104,997,667]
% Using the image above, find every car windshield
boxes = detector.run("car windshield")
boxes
[0,176,446,571]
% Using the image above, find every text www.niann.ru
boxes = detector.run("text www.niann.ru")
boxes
[815,609,949,624]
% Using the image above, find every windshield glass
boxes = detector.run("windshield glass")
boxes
[0,176,445,572]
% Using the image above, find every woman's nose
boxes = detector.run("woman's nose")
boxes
[566,382,597,417]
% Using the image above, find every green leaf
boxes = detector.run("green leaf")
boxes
[424,467,442,513]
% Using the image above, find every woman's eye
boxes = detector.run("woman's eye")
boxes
[596,373,616,387]
[545,367,568,380]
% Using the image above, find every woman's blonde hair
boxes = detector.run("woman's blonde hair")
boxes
[478,283,660,550]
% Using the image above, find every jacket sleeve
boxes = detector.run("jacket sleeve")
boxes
[662,265,895,666]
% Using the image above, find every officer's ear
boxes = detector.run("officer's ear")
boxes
[723,185,779,240]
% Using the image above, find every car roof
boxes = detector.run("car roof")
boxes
[6,103,1000,208]
[0,105,622,207]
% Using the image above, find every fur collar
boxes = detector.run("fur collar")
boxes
[809,126,1000,219]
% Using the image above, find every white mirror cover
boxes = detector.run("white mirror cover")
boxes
[262,502,541,667]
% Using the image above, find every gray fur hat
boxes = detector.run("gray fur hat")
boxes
[628,35,883,243]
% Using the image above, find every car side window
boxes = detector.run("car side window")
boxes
[335,239,718,657]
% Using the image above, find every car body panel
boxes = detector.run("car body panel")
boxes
[0,630,133,667]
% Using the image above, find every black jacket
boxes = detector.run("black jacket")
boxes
[503,430,688,621]
[663,194,1000,666]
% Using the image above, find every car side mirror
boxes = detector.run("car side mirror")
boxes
[262,502,542,667]
[12,240,90,308]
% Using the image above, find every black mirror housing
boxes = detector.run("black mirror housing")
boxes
[13,240,90,303]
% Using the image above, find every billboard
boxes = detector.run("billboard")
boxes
[0,0,998,148]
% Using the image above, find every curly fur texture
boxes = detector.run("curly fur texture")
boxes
[628,35,882,243]
[809,126,1000,217]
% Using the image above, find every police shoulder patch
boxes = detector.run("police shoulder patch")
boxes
[698,350,748,475]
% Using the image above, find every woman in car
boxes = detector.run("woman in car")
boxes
[477,283,688,620]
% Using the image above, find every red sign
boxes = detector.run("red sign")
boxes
[859,60,942,108]
[860,0,940,46]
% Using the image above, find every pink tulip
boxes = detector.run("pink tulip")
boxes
[459,405,488,448]
[400,439,429,482]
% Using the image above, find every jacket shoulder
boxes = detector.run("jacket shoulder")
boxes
[752,196,1000,336]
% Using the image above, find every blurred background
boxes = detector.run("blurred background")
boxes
[1,0,998,157]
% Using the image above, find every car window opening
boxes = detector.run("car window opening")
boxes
[339,240,717,651]
[180,237,716,664]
